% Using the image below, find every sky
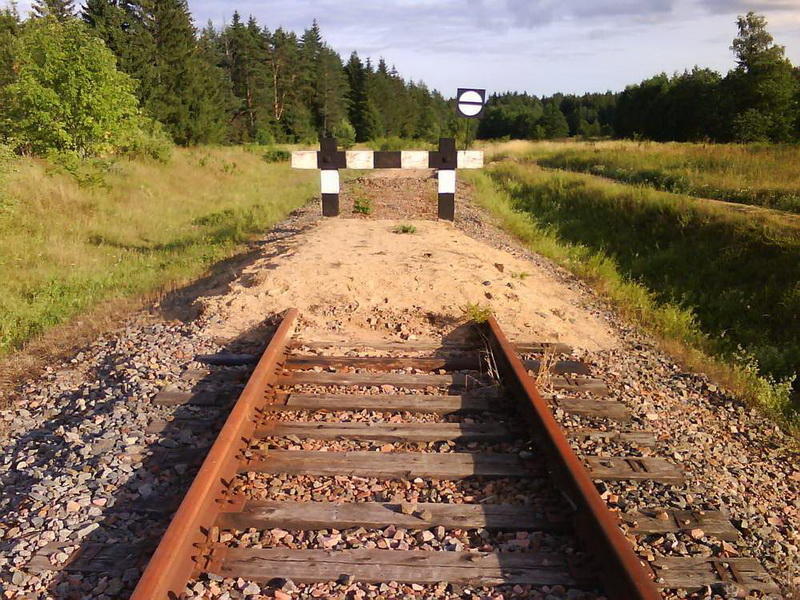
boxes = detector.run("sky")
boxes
[15,0,800,97]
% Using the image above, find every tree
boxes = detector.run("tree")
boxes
[298,20,349,137]
[219,12,269,141]
[477,93,544,140]
[138,0,228,144]
[541,102,569,138]
[32,0,74,20]
[83,0,158,112]
[724,12,798,142]
[0,4,20,88]
[664,68,722,141]
[0,18,143,155]
[344,52,371,141]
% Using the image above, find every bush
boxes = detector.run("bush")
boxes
[353,196,372,215]
[332,119,356,149]
[262,148,291,163]
[0,19,144,157]
[373,136,411,152]
[0,144,14,175]
[118,120,174,163]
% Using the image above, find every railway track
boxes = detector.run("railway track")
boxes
[129,308,779,599]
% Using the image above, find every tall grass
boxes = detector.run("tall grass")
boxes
[526,140,800,213]
[463,164,798,426]
[0,147,316,354]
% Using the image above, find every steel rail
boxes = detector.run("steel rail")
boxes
[130,309,298,600]
[482,316,660,600]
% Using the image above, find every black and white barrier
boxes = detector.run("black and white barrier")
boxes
[291,138,483,220]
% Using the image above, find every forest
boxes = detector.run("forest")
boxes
[0,0,457,157]
[0,1,798,159]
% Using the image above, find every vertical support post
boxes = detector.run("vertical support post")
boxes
[318,138,345,217]
[430,138,457,221]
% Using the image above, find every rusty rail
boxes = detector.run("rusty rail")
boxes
[130,309,298,600]
[481,315,661,600]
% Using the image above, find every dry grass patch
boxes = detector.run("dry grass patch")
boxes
[0,146,316,357]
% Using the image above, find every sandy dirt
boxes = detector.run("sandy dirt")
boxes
[199,216,619,351]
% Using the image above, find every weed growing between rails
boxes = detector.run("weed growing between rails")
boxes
[462,168,798,430]
[0,147,316,356]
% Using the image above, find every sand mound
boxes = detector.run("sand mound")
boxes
[199,218,618,351]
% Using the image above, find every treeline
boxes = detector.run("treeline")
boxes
[617,14,799,143]
[477,92,616,140]
[478,12,799,144]
[0,0,455,157]
[1,2,798,156]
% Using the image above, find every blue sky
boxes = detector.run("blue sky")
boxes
[14,0,800,96]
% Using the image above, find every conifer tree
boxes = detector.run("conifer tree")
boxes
[138,0,227,144]
[344,52,371,141]
[32,0,74,20]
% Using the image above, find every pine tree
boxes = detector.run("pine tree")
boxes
[221,12,270,141]
[83,0,158,111]
[32,0,74,20]
[344,52,371,141]
[138,0,228,144]
[297,20,349,137]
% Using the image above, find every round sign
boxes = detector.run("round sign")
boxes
[456,88,486,119]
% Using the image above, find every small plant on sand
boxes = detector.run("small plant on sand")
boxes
[462,302,493,324]
[353,196,372,215]
[511,271,530,280]
[393,224,417,234]
[534,346,558,392]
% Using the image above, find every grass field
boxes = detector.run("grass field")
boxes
[0,146,316,355]
[498,140,800,213]
[465,151,799,427]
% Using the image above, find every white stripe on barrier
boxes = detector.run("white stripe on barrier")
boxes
[292,150,484,170]
[457,151,483,169]
[438,170,456,195]
[400,151,430,170]
[291,151,318,169]
[345,151,374,170]
[320,170,340,194]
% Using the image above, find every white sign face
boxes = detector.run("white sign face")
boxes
[456,88,486,119]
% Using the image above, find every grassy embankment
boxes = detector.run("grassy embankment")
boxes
[519,140,800,214]
[0,146,316,357]
[464,147,799,428]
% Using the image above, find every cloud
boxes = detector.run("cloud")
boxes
[697,0,800,13]
[503,0,677,27]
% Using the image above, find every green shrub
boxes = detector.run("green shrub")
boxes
[118,120,174,162]
[262,148,291,163]
[0,19,144,157]
[353,196,372,215]
[372,137,434,152]
[393,224,417,234]
[332,119,356,149]
[462,302,493,324]
[0,144,14,174]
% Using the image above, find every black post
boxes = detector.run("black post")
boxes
[317,137,345,217]
[429,138,457,221]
